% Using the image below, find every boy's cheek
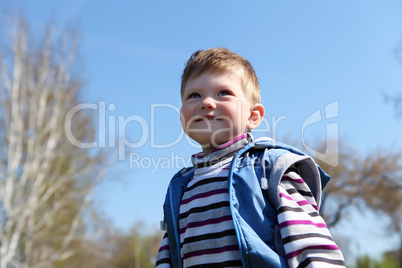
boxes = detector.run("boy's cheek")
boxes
[179,108,187,124]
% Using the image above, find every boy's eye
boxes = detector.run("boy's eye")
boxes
[188,93,201,99]
[218,90,231,96]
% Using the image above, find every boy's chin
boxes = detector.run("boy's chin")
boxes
[188,130,246,151]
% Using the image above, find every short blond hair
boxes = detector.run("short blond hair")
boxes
[181,48,261,104]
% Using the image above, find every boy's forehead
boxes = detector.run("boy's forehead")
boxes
[183,72,241,93]
[182,69,244,95]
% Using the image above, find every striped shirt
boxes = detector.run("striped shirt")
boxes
[156,134,345,268]
[277,171,345,267]
[178,135,248,267]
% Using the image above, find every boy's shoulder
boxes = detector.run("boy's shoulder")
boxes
[172,166,194,180]
[247,137,306,156]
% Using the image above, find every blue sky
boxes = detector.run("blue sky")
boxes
[11,0,402,262]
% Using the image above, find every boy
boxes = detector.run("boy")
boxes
[156,48,345,268]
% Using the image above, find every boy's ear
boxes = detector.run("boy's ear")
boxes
[247,104,265,130]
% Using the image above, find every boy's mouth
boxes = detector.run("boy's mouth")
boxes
[194,115,216,122]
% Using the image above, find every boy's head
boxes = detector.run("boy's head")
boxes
[181,48,261,105]
[180,48,265,155]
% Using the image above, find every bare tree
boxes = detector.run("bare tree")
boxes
[316,143,401,230]
[383,91,402,118]
[383,37,402,118]
[311,141,402,262]
[0,13,106,267]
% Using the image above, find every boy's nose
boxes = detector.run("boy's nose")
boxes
[200,97,216,110]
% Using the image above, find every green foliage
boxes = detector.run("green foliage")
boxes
[354,253,400,268]
[110,227,162,268]
[55,223,164,268]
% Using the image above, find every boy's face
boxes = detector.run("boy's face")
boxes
[180,72,255,154]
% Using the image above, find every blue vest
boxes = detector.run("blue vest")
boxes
[162,138,330,268]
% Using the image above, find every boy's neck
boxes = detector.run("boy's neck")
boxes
[200,133,251,156]
[200,144,215,156]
